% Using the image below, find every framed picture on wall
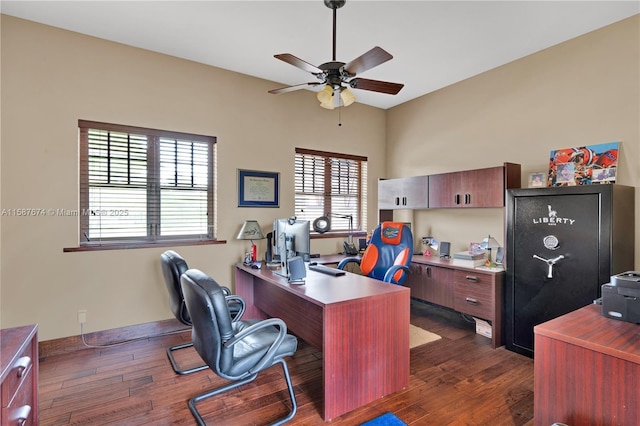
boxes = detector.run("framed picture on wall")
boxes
[238,169,280,207]
[547,141,619,187]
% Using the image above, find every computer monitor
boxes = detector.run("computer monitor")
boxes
[273,218,311,263]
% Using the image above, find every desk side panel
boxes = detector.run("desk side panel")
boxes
[534,333,639,426]
[235,267,267,320]
[253,282,323,350]
[323,289,410,420]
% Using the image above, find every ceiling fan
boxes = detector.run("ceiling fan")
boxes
[268,0,404,109]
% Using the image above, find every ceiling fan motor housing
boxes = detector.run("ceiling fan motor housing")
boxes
[324,0,346,10]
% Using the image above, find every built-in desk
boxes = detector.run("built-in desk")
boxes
[407,256,504,348]
[234,263,410,421]
[534,304,640,425]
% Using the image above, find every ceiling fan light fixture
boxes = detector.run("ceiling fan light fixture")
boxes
[317,85,335,109]
[340,87,356,107]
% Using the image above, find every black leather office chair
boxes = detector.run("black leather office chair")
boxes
[160,250,245,375]
[181,269,298,426]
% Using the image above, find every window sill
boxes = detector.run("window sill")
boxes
[63,239,226,252]
[311,230,367,240]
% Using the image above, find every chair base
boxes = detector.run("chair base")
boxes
[188,358,297,425]
[167,342,208,375]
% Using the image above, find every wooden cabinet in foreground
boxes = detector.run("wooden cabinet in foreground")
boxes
[1,324,38,426]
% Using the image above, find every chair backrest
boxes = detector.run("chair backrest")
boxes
[360,222,414,284]
[181,269,235,376]
[160,250,191,325]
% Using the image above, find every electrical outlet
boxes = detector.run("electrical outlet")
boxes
[77,309,87,325]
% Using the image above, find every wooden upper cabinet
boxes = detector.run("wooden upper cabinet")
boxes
[378,175,429,210]
[428,163,521,208]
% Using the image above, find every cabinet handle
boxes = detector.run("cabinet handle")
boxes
[14,356,31,378]
[465,297,478,305]
[465,193,471,204]
[426,267,431,278]
[465,275,478,282]
[11,405,31,426]
[402,196,407,206]
[454,194,460,205]
[395,197,400,206]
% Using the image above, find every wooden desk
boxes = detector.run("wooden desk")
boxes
[235,264,410,421]
[534,304,640,426]
[1,324,38,426]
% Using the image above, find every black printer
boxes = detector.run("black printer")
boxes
[601,271,640,323]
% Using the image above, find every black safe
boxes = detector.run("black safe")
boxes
[505,184,635,358]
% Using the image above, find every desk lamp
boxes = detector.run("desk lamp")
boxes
[237,220,265,263]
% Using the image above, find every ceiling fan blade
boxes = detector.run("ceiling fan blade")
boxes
[268,82,322,95]
[274,53,323,74]
[349,78,404,95]
[343,46,393,75]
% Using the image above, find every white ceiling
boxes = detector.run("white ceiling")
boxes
[2,1,638,109]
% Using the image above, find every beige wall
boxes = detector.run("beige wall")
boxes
[0,16,386,340]
[1,14,638,341]
[387,15,639,259]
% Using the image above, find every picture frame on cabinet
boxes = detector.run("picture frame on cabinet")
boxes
[528,172,546,188]
[547,142,619,187]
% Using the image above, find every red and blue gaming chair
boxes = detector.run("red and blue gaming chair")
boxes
[338,221,414,285]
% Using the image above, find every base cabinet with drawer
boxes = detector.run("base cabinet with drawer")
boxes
[408,257,503,348]
[1,324,38,426]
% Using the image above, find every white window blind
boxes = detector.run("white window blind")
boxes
[294,148,367,232]
[79,120,215,246]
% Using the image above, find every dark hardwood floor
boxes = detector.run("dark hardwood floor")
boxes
[38,301,534,425]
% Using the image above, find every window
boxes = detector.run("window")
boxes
[78,120,216,248]
[294,148,367,233]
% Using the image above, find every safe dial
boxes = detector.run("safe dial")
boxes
[543,235,559,250]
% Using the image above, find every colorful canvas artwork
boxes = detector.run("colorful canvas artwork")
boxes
[547,142,619,187]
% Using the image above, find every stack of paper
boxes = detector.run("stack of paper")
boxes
[452,251,486,268]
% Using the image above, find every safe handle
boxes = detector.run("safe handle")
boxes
[533,254,565,278]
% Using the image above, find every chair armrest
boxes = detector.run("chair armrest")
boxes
[382,265,410,284]
[224,318,289,374]
[225,295,246,321]
[337,257,361,270]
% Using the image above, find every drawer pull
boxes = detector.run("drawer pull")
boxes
[14,356,31,378]
[11,405,31,426]
[465,297,478,305]
[465,275,478,282]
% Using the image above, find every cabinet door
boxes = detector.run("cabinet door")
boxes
[404,263,426,299]
[378,178,405,209]
[429,166,506,208]
[378,176,428,209]
[403,176,429,209]
[428,171,464,208]
[463,167,505,207]
[423,265,454,308]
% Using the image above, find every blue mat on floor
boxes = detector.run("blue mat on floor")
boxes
[360,412,407,426]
